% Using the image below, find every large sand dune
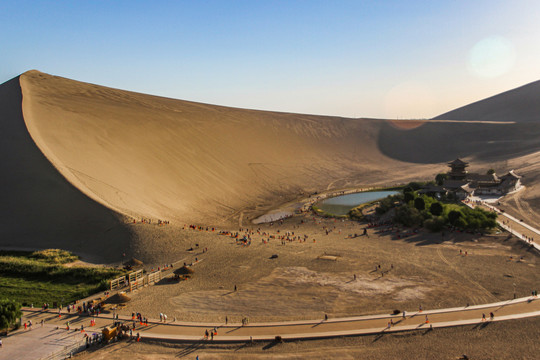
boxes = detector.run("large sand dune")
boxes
[2,70,540,262]
[434,79,540,122]
[0,75,132,262]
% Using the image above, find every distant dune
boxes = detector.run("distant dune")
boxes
[434,80,540,122]
[2,70,540,262]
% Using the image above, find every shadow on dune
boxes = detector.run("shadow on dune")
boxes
[377,120,540,164]
[378,79,540,164]
[0,76,132,263]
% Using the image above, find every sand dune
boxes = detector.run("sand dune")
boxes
[2,70,540,262]
[0,75,132,263]
[434,79,540,122]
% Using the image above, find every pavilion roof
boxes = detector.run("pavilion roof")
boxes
[448,158,469,167]
[499,170,521,180]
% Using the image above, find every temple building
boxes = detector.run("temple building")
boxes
[420,158,521,199]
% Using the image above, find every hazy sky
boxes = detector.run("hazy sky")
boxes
[2,1,540,118]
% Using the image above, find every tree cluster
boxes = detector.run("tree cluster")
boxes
[376,186,497,232]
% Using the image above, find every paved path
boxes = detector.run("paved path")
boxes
[14,296,540,348]
[466,200,540,252]
[0,324,86,360]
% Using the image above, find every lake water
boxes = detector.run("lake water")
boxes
[317,190,400,216]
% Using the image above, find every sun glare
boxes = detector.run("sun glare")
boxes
[468,36,516,78]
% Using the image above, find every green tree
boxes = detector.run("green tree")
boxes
[394,204,423,227]
[404,191,414,203]
[414,197,425,211]
[448,210,462,225]
[0,299,22,331]
[435,173,448,185]
[429,202,443,216]
[407,182,423,191]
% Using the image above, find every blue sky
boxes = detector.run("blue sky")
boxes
[2,1,539,118]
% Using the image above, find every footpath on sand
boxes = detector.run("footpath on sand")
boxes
[15,296,540,346]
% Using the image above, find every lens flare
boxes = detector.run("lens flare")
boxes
[468,36,516,78]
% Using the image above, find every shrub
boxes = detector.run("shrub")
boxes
[349,207,363,220]
[375,194,403,215]
[0,299,22,330]
[435,173,448,185]
[420,210,432,220]
[414,197,425,211]
[30,249,79,264]
[424,217,445,232]
[403,192,414,203]
[403,186,414,194]
[448,210,462,225]
[407,182,423,191]
[394,204,423,227]
[430,202,443,216]
[454,217,467,229]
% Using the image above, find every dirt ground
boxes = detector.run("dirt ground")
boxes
[74,316,540,360]
[114,213,539,324]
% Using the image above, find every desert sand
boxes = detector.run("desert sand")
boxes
[2,71,540,358]
[2,71,540,263]
[73,317,540,360]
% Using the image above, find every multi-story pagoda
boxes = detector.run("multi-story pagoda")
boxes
[448,158,469,180]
